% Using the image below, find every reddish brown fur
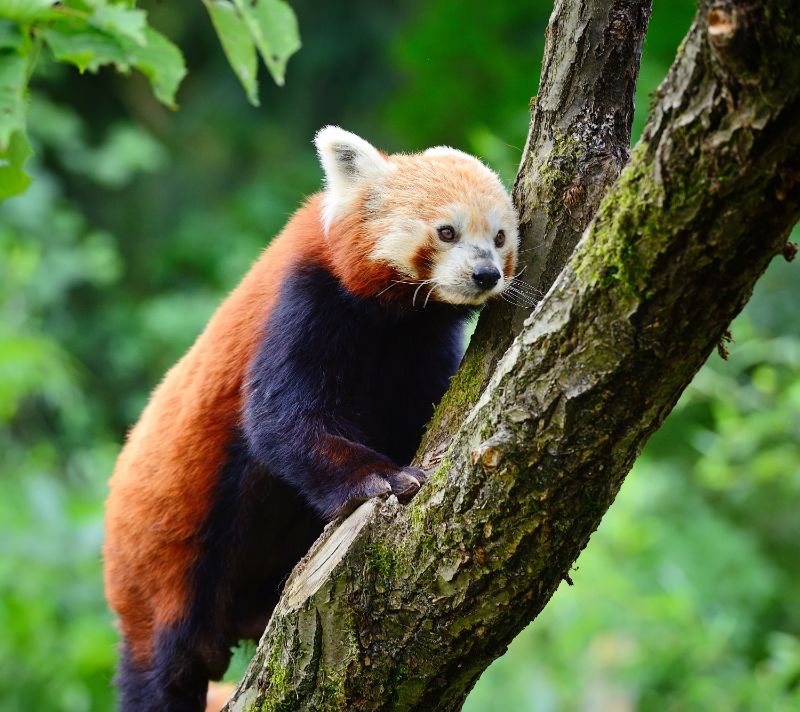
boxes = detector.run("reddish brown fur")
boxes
[504,250,516,280]
[105,196,331,664]
[411,238,437,281]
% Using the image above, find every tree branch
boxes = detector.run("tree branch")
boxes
[419,0,653,465]
[226,1,800,709]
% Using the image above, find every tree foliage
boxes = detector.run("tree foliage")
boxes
[0,0,300,200]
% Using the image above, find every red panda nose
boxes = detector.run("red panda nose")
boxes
[472,266,501,290]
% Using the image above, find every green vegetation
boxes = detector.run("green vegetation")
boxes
[2,0,798,710]
[0,0,298,200]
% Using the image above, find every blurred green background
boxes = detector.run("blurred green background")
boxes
[2,0,799,710]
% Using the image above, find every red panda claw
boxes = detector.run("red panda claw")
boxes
[389,470,422,503]
[402,466,429,485]
[331,474,392,519]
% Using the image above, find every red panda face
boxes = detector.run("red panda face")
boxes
[315,127,518,306]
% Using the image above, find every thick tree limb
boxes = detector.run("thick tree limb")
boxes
[420,0,653,464]
[226,1,800,710]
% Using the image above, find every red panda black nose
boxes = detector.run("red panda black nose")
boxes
[472,265,501,290]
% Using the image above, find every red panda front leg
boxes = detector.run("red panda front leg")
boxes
[243,412,425,520]
[242,266,430,520]
[313,432,427,517]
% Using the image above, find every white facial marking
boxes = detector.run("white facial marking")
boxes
[371,217,427,277]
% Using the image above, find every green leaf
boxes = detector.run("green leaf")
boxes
[0,128,32,200]
[90,4,148,46]
[0,34,33,200]
[204,0,259,106]
[42,22,129,73]
[0,50,27,150]
[0,0,56,22]
[128,27,186,108]
[42,21,186,108]
[232,0,300,87]
[0,20,24,51]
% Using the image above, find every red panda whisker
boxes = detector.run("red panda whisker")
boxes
[499,289,522,304]
[504,287,537,307]
[510,295,536,309]
[376,279,423,299]
[499,292,526,308]
[506,294,534,309]
[513,289,542,302]
[509,278,543,295]
[375,281,402,298]
[509,279,543,297]
[511,264,530,281]
[412,279,436,307]
[516,237,553,254]
[504,283,538,301]
[423,283,439,309]
[413,282,425,307]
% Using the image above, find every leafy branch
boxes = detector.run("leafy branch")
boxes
[0,0,301,201]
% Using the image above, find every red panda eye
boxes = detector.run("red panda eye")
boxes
[494,230,506,248]
[437,225,457,243]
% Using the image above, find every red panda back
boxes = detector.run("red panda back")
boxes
[103,195,326,666]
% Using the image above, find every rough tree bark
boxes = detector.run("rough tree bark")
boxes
[226,1,800,710]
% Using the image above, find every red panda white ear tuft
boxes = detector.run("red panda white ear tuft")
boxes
[314,126,391,233]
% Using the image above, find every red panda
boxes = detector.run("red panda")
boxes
[103,127,519,711]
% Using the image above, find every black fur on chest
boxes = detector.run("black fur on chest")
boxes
[248,263,473,463]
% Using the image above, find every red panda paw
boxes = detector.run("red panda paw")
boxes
[403,465,429,485]
[389,467,428,503]
[331,473,393,519]
[331,468,427,520]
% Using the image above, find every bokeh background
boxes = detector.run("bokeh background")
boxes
[2,0,799,710]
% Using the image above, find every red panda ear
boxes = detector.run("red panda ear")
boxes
[314,126,391,232]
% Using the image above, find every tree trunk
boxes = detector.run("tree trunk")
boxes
[225,1,800,710]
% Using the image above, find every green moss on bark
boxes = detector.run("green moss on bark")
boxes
[258,628,293,712]
[315,670,347,712]
[366,539,396,584]
[417,351,486,457]
[573,142,663,298]
[536,130,588,220]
